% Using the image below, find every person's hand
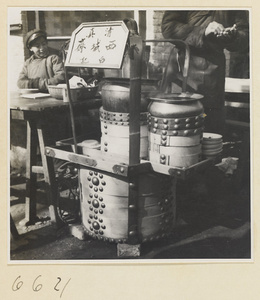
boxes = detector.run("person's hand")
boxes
[205,21,225,37]
[216,24,237,40]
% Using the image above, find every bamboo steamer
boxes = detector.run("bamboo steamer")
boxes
[79,166,177,243]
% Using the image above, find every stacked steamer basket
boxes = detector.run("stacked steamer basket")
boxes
[79,79,177,243]
[202,132,223,159]
[147,93,205,168]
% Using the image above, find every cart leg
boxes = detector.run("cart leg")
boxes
[24,119,39,226]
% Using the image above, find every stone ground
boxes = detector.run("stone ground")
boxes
[9,156,251,261]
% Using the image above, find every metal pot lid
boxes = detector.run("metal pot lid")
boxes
[203,132,223,141]
[101,77,159,85]
[149,92,204,103]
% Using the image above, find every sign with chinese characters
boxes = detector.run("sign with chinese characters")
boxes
[65,21,129,69]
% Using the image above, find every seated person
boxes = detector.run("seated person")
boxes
[17,29,65,92]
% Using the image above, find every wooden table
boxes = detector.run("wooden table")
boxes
[10,91,102,226]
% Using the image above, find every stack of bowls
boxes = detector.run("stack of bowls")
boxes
[202,132,223,158]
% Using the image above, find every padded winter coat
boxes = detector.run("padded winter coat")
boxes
[17,54,65,92]
[161,10,249,108]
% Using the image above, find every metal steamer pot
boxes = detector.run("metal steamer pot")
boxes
[148,92,204,118]
[100,78,159,113]
[147,93,205,168]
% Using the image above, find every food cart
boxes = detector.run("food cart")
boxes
[44,21,220,256]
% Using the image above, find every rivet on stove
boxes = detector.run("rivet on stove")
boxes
[94,187,98,192]
[162,141,167,146]
[89,193,93,198]
[94,215,98,220]
[129,231,136,236]
[184,130,189,136]
[99,174,103,179]
[104,147,108,152]
[94,209,98,214]
[99,187,103,192]
[101,225,106,229]
[94,230,99,234]
[161,135,167,141]
[87,176,91,181]
[99,209,103,214]
[175,119,180,124]
[90,227,93,231]
[87,200,91,204]
[92,199,99,208]
[90,206,93,211]
[160,160,166,165]
[186,118,190,123]
[99,230,104,235]
[104,142,108,146]
[94,193,98,198]
[160,154,166,159]
[194,129,198,134]
[162,130,167,135]
[163,119,168,124]
[101,180,106,185]
[153,128,157,133]
[195,122,199,127]
[172,130,178,136]
[99,219,103,223]
[88,219,91,224]
[154,118,158,123]
[174,124,179,129]
[101,203,106,208]
[89,184,93,189]
[89,171,93,176]
[154,123,158,128]
[186,124,191,128]
[89,214,93,219]
[99,197,103,201]
[163,125,168,130]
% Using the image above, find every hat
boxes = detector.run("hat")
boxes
[25,29,47,48]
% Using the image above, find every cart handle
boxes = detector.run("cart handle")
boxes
[144,39,190,93]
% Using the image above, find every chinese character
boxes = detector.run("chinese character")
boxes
[99,56,105,63]
[80,57,89,64]
[105,40,116,50]
[105,27,113,37]
[88,28,95,38]
[75,38,86,53]
[91,39,101,52]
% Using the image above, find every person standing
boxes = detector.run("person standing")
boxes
[161,10,249,134]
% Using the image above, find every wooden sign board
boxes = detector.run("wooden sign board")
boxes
[65,21,129,69]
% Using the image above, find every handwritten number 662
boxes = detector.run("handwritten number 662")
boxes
[12,275,71,298]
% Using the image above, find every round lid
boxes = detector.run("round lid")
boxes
[149,92,204,103]
[80,140,100,148]
[203,132,223,141]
